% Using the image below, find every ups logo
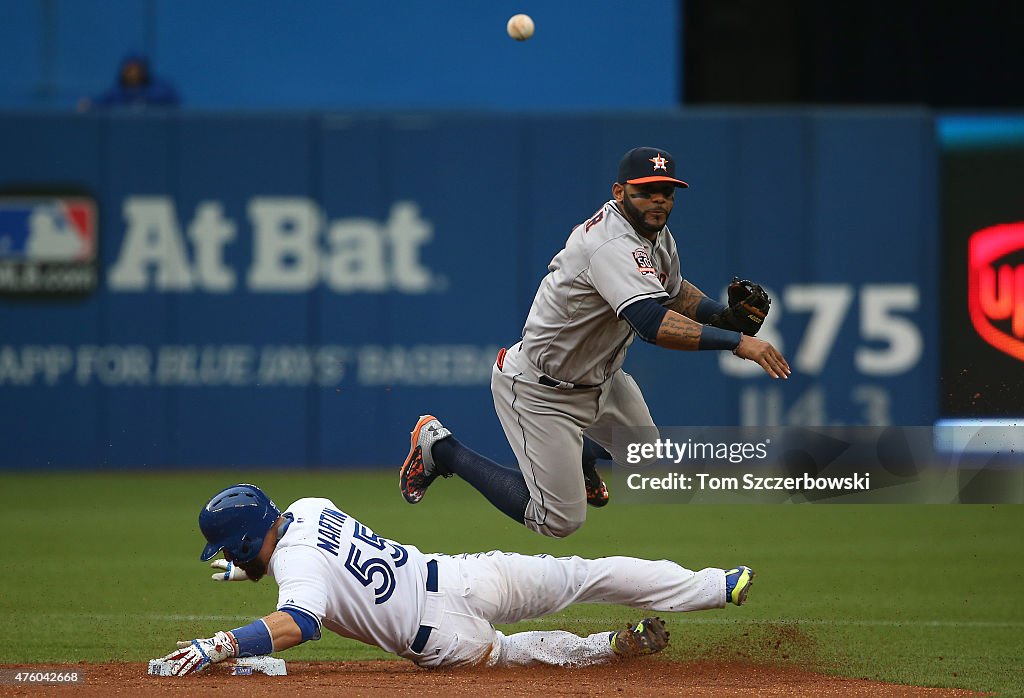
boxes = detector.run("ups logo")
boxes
[968,222,1024,362]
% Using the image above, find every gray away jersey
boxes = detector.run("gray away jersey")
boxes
[520,200,682,386]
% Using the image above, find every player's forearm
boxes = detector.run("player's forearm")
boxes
[262,611,304,652]
[654,310,701,349]
[655,310,739,351]
[152,612,306,675]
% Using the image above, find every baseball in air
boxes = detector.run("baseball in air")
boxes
[507,14,535,41]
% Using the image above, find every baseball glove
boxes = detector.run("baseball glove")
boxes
[708,278,771,336]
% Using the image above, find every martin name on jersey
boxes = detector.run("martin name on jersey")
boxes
[269,498,429,658]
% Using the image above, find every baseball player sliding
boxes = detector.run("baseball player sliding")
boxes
[152,484,755,674]
[401,146,789,537]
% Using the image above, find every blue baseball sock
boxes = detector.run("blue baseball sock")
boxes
[432,437,530,524]
[582,436,612,466]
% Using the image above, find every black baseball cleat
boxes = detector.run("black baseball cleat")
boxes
[610,617,670,658]
[583,459,610,507]
[399,415,452,504]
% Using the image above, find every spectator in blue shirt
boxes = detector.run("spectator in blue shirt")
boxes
[80,53,180,110]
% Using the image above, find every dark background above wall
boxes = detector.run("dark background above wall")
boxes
[683,0,1024,107]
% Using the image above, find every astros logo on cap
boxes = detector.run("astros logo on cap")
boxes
[649,154,668,172]
[617,147,688,188]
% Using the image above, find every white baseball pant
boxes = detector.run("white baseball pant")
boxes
[405,550,725,669]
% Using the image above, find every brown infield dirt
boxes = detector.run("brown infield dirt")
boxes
[0,660,985,697]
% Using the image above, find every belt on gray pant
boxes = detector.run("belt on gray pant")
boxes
[409,559,439,654]
[538,374,598,390]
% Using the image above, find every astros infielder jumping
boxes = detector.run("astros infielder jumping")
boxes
[152,484,755,673]
[400,146,790,538]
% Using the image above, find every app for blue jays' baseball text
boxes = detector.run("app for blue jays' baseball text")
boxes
[0,196,98,295]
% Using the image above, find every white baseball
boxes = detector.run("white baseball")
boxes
[506,14,535,41]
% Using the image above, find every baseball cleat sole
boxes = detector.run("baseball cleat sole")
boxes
[610,617,670,658]
[399,415,449,504]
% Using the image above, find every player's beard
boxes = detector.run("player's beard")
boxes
[621,194,669,237]
[238,558,267,582]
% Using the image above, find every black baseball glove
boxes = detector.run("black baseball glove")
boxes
[708,278,771,336]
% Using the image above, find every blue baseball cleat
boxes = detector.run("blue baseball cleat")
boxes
[724,566,755,606]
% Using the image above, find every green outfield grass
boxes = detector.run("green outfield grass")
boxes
[0,471,1021,694]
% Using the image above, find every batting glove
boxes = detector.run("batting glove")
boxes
[156,631,238,675]
[210,559,250,582]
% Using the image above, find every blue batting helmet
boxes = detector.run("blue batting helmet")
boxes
[198,483,281,563]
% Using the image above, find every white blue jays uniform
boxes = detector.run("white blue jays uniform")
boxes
[270,497,727,668]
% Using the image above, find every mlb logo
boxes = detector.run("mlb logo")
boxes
[968,222,1024,362]
[0,195,98,295]
[0,197,96,262]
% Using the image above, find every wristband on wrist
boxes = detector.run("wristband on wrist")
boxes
[698,325,741,351]
[230,619,274,657]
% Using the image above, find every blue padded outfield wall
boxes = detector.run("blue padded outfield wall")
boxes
[0,110,937,469]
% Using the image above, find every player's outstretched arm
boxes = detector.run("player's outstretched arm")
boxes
[651,309,790,379]
[620,298,789,379]
[651,310,703,349]
[151,611,303,675]
[262,610,304,649]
